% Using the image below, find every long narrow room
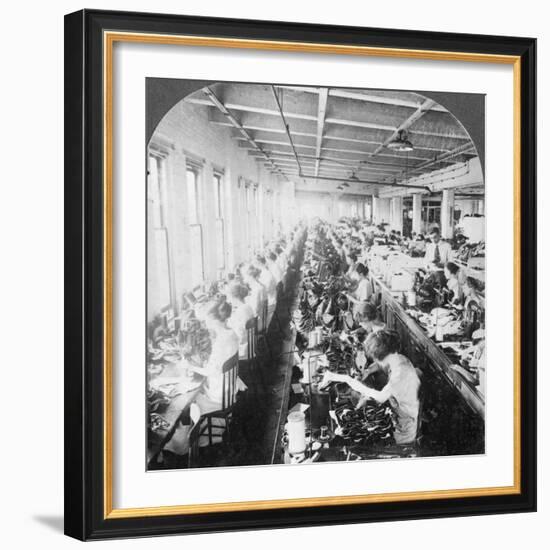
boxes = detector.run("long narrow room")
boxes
[146,81,486,469]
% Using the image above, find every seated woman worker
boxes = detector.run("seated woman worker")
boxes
[345,262,372,317]
[163,297,241,456]
[355,302,385,334]
[444,261,464,305]
[320,330,421,445]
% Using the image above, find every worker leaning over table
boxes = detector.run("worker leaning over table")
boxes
[226,281,255,359]
[242,265,267,331]
[255,254,277,326]
[266,251,283,285]
[275,245,288,292]
[320,330,421,446]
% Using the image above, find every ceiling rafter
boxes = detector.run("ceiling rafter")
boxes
[199,96,469,140]
[273,85,448,112]
[381,142,477,184]
[191,84,479,193]
[270,85,304,177]
[347,98,437,178]
[314,88,329,183]
[201,86,288,181]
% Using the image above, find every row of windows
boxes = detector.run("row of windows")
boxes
[148,153,282,316]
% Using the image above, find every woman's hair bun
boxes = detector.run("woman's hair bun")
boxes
[364,329,400,361]
[216,300,232,322]
[227,281,249,301]
[246,264,260,279]
[205,296,232,322]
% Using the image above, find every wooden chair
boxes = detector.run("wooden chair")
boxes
[257,299,272,358]
[199,353,240,446]
[187,403,202,468]
[271,282,287,338]
[245,316,258,364]
[240,316,265,391]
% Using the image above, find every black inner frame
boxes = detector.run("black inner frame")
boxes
[64,9,537,541]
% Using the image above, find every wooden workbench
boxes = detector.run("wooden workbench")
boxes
[372,276,485,420]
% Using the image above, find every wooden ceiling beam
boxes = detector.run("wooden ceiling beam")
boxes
[369,98,437,159]
[206,100,468,140]
[274,85,448,112]
[314,88,329,182]
[202,86,288,181]
[381,142,477,184]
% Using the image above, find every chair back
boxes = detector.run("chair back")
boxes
[245,316,258,362]
[187,403,202,468]
[221,353,240,411]
[259,299,268,333]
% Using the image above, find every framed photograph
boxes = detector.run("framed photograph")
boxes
[64,9,536,540]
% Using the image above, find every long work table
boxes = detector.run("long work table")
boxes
[371,275,485,420]
[273,274,485,464]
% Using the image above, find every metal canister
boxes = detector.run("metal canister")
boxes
[287,411,306,455]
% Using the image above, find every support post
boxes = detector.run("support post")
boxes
[390,197,404,233]
[412,193,423,234]
[441,189,455,239]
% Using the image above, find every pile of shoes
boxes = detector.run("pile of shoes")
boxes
[333,399,395,446]
[322,337,355,374]
[293,307,316,335]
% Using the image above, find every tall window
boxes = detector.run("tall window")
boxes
[245,183,252,259]
[244,183,261,255]
[186,168,200,224]
[252,185,259,250]
[186,167,204,288]
[148,154,171,309]
[213,172,225,272]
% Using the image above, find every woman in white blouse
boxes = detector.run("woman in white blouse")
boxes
[256,255,277,327]
[243,265,268,331]
[226,281,255,359]
[345,263,372,317]
[275,245,288,292]
[192,299,240,410]
[444,261,463,305]
[266,251,283,285]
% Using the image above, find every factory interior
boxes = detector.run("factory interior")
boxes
[146,82,486,469]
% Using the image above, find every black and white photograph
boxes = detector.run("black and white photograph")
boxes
[146,80,487,471]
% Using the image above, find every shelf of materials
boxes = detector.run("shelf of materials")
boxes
[454,258,486,284]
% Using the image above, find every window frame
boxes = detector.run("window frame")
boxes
[213,170,226,272]
[186,162,205,287]
[147,152,174,312]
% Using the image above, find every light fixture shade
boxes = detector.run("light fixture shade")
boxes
[387,130,414,152]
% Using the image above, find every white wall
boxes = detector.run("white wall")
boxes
[1,1,547,550]
[147,100,295,319]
